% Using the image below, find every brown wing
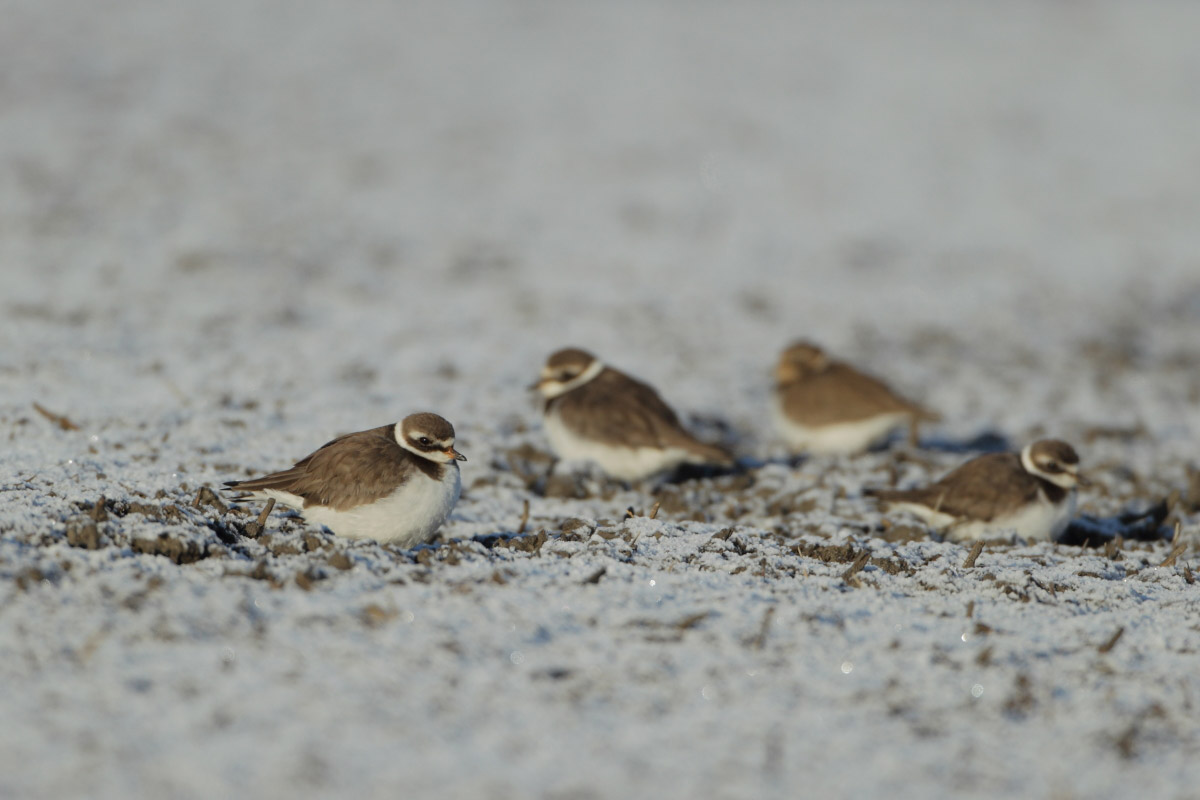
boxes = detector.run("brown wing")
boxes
[873,452,1039,522]
[780,363,936,426]
[551,368,731,462]
[226,425,420,511]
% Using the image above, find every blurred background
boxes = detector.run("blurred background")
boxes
[3,0,1199,446]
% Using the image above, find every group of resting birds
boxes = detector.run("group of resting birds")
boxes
[225,343,1088,549]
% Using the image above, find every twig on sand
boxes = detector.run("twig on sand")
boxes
[1098,627,1124,654]
[1104,537,1124,560]
[581,566,606,585]
[1159,541,1187,568]
[90,496,109,522]
[962,541,984,569]
[624,502,662,520]
[675,612,710,631]
[33,402,80,431]
[841,551,871,586]
[192,486,228,514]
[256,498,275,528]
[749,606,775,650]
[243,498,275,539]
[516,499,530,535]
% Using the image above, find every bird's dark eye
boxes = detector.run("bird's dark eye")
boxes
[559,371,574,381]
[1042,462,1062,473]
[419,437,432,446]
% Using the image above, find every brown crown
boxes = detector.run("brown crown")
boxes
[401,412,456,443]
[545,347,597,371]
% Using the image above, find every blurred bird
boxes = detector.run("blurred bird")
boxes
[531,347,733,481]
[867,439,1088,542]
[772,341,938,455]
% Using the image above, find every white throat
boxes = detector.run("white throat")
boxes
[1021,443,1075,489]
[542,359,605,399]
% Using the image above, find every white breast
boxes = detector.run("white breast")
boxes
[543,409,691,482]
[259,465,461,547]
[771,394,908,455]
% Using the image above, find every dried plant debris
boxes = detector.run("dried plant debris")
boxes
[192,486,228,514]
[1098,627,1125,654]
[32,402,80,431]
[65,518,102,550]
[130,532,217,565]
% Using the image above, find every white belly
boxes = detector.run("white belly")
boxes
[894,491,1076,543]
[950,491,1076,542]
[258,466,461,547]
[771,395,908,455]
[543,410,691,482]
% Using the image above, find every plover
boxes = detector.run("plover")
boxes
[772,341,938,455]
[224,412,465,546]
[867,439,1087,541]
[531,347,733,481]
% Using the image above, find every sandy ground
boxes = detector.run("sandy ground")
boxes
[3,2,1200,798]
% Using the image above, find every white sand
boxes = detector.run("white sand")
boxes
[2,2,1199,797]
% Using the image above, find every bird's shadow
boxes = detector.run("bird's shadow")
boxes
[668,461,744,484]
[917,430,1014,455]
[1058,499,1176,547]
[749,429,1015,471]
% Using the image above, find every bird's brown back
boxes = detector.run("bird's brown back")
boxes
[229,425,441,511]
[549,368,731,462]
[779,362,935,426]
